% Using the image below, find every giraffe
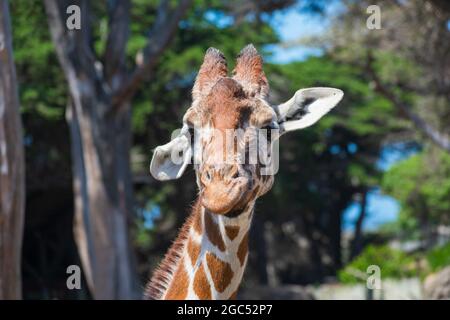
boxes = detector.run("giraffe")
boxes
[145,44,344,300]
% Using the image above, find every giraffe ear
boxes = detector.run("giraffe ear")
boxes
[150,127,192,181]
[274,87,344,134]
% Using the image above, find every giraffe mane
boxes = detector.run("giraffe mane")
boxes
[144,202,200,300]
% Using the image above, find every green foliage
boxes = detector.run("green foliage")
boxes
[382,149,450,235]
[272,56,398,190]
[11,1,67,120]
[377,211,421,241]
[277,56,398,138]
[10,1,72,193]
[372,50,422,87]
[426,243,450,272]
[338,245,417,284]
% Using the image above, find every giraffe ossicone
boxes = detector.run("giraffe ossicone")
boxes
[145,44,344,300]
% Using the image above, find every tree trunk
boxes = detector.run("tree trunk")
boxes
[44,0,192,299]
[0,0,26,300]
[351,189,368,259]
[67,92,139,299]
[328,209,343,271]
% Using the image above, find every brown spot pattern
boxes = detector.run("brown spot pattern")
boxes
[193,262,212,300]
[187,238,201,267]
[204,212,225,251]
[225,226,240,241]
[206,252,234,293]
[164,258,188,300]
[237,232,249,266]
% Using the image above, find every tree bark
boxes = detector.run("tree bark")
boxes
[351,189,368,259]
[65,82,139,299]
[0,0,26,300]
[44,0,192,299]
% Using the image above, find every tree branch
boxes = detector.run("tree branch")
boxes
[366,52,450,152]
[44,0,100,91]
[103,0,130,89]
[111,0,193,112]
[44,0,79,86]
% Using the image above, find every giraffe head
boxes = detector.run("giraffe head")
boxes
[150,45,343,215]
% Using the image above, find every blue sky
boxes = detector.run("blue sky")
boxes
[267,2,343,63]
[268,4,407,231]
[266,10,324,63]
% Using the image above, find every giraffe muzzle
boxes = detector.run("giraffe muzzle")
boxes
[201,174,250,214]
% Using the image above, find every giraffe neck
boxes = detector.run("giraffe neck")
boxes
[145,199,254,300]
